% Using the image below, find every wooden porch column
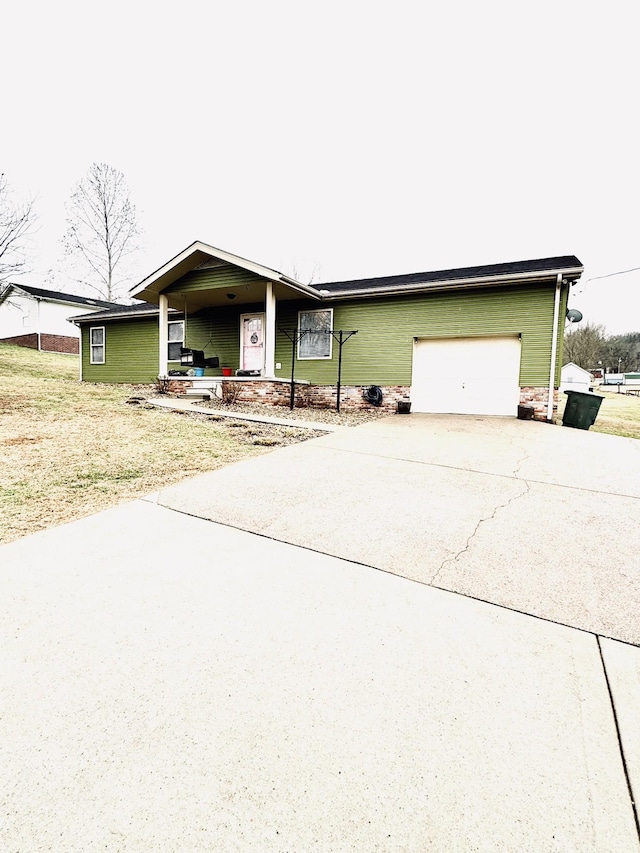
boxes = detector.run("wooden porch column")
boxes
[264,280,276,377]
[159,294,169,377]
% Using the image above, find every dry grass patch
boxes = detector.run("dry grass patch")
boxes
[557,387,640,439]
[0,345,323,544]
[588,389,640,440]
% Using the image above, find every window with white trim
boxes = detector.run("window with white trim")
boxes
[90,326,105,364]
[298,309,333,359]
[168,320,185,361]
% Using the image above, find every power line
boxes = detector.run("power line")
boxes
[585,266,640,283]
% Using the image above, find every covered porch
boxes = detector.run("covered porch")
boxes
[129,241,322,380]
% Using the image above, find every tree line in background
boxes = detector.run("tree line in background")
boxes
[0,164,142,303]
[564,323,640,374]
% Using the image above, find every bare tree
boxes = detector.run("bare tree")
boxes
[0,173,36,284]
[63,163,142,302]
[563,322,606,370]
[285,258,321,285]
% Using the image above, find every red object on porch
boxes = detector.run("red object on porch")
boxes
[222,367,233,376]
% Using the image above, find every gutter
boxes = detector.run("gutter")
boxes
[277,275,323,299]
[69,308,165,324]
[318,265,584,301]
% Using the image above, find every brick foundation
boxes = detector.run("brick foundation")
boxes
[305,385,410,413]
[0,333,39,349]
[165,379,192,394]
[222,380,306,407]
[168,378,558,419]
[169,379,410,413]
[40,334,79,354]
[519,386,559,421]
[0,333,79,354]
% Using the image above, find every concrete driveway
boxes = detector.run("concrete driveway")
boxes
[1,414,639,851]
[158,413,640,645]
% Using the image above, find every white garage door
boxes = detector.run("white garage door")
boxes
[411,336,521,416]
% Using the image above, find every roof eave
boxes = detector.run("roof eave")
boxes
[48,297,107,308]
[277,274,322,299]
[320,265,584,301]
[2,283,116,309]
[69,307,167,324]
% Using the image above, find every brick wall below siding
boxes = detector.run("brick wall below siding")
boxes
[0,333,39,349]
[225,380,303,407]
[171,379,409,413]
[520,386,559,421]
[40,334,79,354]
[306,385,409,413]
[222,381,409,413]
[0,333,79,354]
[170,379,557,419]
[166,379,193,394]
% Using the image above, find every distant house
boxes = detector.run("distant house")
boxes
[70,241,584,420]
[560,362,592,393]
[0,284,116,355]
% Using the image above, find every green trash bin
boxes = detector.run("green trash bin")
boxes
[562,390,604,430]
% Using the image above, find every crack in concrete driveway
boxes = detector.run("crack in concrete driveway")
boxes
[430,478,531,584]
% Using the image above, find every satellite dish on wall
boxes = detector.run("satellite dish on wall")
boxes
[566,308,583,323]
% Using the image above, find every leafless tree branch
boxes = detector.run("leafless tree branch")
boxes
[0,173,37,284]
[62,163,142,302]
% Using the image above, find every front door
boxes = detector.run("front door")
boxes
[241,314,264,371]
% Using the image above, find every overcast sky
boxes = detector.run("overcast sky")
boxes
[4,0,639,334]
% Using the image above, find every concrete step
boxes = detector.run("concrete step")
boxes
[184,388,213,400]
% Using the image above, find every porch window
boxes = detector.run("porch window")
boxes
[168,320,184,361]
[90,326,105,364]
[298,309,333,359]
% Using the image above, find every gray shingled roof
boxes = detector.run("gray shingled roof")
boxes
[69,301,162,322]
[69,255,584,321]
[313,255,583,296]
[3,283,118,309]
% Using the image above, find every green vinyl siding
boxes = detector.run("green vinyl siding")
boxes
[80,304,264,383]
[82,317,160,383]
[80,281,570,388]
[275,283,569,386]
[165,265,263,296]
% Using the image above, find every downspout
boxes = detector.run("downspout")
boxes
[546,273,562,423]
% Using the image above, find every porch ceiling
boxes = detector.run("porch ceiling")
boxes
[162,280,313,312]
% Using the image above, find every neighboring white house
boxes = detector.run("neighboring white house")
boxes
[560,362,592,393]
[0,284,116,354]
